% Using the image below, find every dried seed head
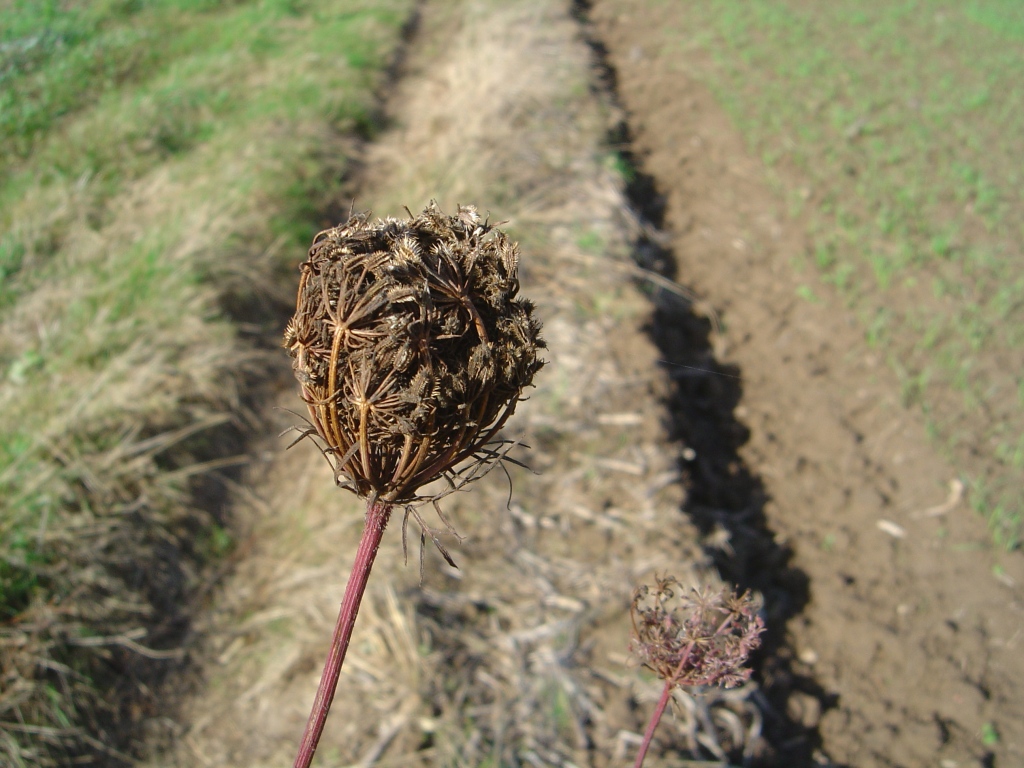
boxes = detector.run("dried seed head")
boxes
[630,576,765,690]
[286,202,545,503]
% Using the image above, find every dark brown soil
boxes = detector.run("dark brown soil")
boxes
[585,2,1024,766]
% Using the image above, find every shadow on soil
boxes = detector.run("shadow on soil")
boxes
[571,2,842,765]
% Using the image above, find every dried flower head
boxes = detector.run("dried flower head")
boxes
[630,576,764,690]
[284,202,544,504]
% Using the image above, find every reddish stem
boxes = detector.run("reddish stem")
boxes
[633,678,674,768]
[293,499,392,768]
[633,639,695,768]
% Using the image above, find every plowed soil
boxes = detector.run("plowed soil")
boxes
[586,2,1024,766]
[145,2,1024,767]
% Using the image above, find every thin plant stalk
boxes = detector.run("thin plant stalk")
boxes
[634,679,673,768]
[633,640,695,768]
[293,499,392,768]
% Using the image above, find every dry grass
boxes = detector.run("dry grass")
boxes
[0,170,252,767]
[0,1,414,763]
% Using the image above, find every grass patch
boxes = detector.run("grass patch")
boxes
[0,0,414,763]
[654,0,1024,549]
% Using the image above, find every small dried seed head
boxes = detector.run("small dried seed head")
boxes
[630,576,765,690]
[285,202,545,503]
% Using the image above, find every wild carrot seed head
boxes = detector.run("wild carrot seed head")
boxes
[285,202,544,504]
[630,576,765,690]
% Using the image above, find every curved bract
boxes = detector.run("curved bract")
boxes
[285,202,544,503]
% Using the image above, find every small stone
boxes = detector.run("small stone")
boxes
[786,691,822,729]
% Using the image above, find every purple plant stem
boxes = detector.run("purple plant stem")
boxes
[293,499,392,768]
[633,639,695,768]
[633,678,674,768]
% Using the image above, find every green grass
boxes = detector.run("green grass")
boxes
[0,0,414,762]
[0,0,393,311]
[654,0,1024,549]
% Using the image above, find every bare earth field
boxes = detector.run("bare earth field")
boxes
[586,2,1024,766]
[144,2,1023,767]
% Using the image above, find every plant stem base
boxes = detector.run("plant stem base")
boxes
[293,499,392,768]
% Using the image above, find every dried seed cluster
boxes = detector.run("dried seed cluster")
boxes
[630,576,764,689]
[285,203,544,503]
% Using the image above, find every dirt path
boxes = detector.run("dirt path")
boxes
[146,1,754,766]
[144,1,1023,767]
